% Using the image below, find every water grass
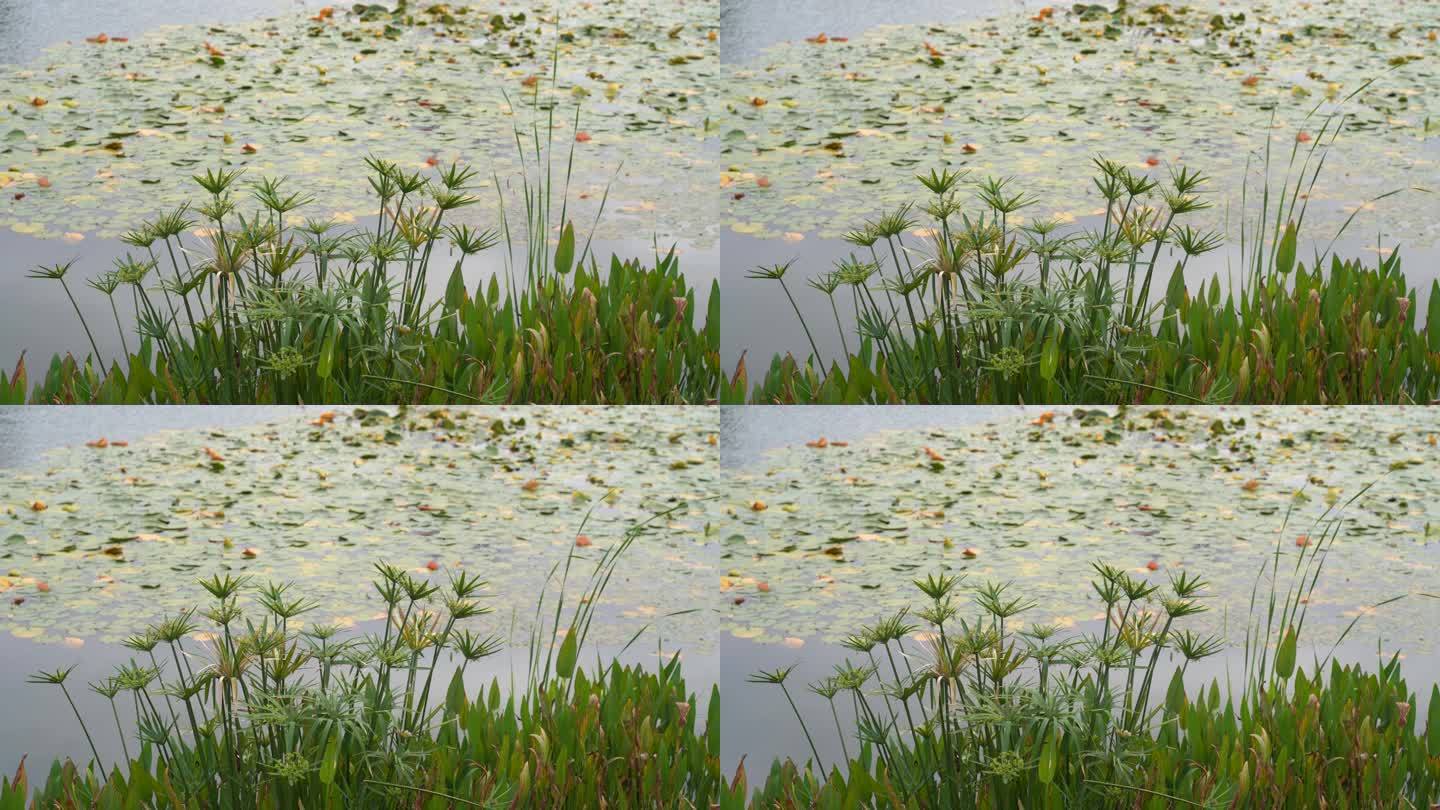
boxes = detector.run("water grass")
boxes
[727,113,1436,405]
[4,111,719,405]
[740,505,1440,808]
[0,506,724,808]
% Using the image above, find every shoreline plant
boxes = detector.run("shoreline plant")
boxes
[1,507,724,808]
[4,107,720,405]
[739,503,1440,808]
[727,112,1436,405]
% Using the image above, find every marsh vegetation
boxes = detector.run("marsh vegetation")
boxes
[6,145,720,404]
[2,512,725,809]
[730,133,1436,404]
[743,518,1440,808]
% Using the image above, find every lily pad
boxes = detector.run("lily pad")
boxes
[0,1,719,245]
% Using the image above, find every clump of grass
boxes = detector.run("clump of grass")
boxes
[742,507,1440,808]
[2,507,724,808]
[7,111,719,405]
[729,113,1435,405]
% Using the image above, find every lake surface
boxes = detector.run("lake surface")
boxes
[720,0,1053,63]
[717,405,1440,773]
[0,0,328,64]
[0,0,719,370]
[0,405,720,772]
[717,0,1440,373]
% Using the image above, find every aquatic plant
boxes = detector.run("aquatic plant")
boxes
[0,508,724,808]
[739,510,1440,808]
[5,116,719,405]
[728,118,1437,405]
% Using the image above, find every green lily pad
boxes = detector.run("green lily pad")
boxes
[719,1,1438,246]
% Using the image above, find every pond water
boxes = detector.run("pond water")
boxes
[717,0,1440,372]
[717,405,1440,773]
[0,0,719,369]
[0,405,720,771]
[0,0,330,65]
[720,0,1053,63]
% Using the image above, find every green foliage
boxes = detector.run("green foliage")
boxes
[732,137,1436,405]
[7,153,719,405]
[742,513,1440,808]
[5,511,725,808]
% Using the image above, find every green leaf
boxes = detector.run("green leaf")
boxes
[556,623,578,679]
[1275,221,1297,276]
[1037,724,1060,784]
[317,326,338,380]
[319,727,341,785]
[555,221,576,276]
[1275,624,1297,679]
[1427,684,1440,757]
[1165,668,1187,716]
[706,684,721,759]
[1427,280,1440,355]
[1039,331,1060,381]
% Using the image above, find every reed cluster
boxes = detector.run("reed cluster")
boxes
[2,511,724,809]
[742,510,1440,807]
[7,120,719,405]
[730,121,1435,405]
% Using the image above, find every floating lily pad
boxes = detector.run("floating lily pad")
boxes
[720,406,1440,648]
[1,406,721,649]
